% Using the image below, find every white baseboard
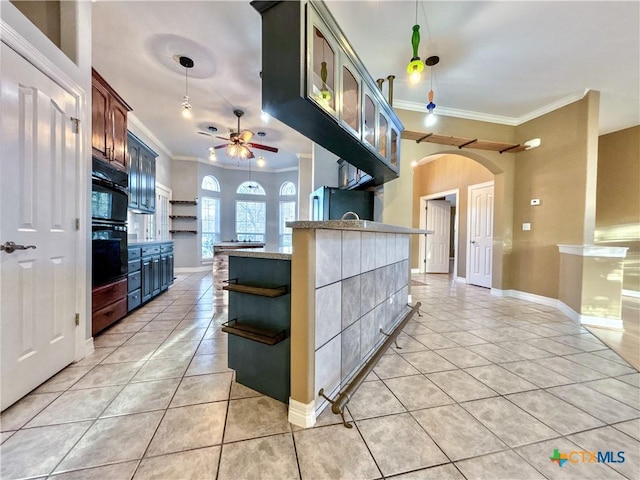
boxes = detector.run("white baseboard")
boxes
[408,294,413,304]
[622,289,640,299]
[174,266,211,273]
[455,276,467,284]
[494,290,624,330]
[288,398,316,428]
[410,268,420,274]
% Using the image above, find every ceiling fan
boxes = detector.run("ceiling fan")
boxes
[206,109,278,159]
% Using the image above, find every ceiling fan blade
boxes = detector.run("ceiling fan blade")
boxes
[213,144,227,150]
[216,136,231,142]
[248,142,279,153]
[238,130,253,143]
[197,131,213,137]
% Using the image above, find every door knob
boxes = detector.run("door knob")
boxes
[1,241,37,254]
[471,240,477,244]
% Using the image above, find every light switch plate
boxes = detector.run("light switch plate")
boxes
[531,199,541,206]
[523,223,531,231]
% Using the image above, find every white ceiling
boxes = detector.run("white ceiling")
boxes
[92,1,639,171]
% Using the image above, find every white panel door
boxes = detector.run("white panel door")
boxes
[468,183,494,288]
[1,44,79,410]
[425,200,451,273]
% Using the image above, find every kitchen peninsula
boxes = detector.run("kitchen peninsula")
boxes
[222,220,430,428]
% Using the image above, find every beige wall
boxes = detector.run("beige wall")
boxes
[511,92,599,299]
[383,92,600,298]
[596,126,640,292]
[412,155,493,276]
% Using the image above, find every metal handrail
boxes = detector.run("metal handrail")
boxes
[319,302,422,428]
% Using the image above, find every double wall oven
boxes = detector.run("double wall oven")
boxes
[91,158,128,288]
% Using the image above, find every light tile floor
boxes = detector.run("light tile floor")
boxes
[1,271,639,480]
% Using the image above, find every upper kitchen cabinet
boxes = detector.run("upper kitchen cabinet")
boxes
[92,69,132,172]
[252,0,403,186]
[128,132,157,214]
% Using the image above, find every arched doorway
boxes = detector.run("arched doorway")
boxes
[413,151,506,288]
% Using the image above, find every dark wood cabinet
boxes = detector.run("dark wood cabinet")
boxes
[91,69,132,171]
[92,277,128,335]
[128,132,157,213]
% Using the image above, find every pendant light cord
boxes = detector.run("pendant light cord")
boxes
[415,0,418,25]
[185,67,189,97]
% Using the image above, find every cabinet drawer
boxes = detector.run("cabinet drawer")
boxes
[92,297,127,335]
[128,270,141,293]
[128,247,141,261]
[160,243,174,253]
[92,277,127,312]
[128,289,142,311]
[142,246,161,256]
[128,259,141,273]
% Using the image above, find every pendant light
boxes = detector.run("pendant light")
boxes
[179,56,194,119]
[406,0,424,84]
[425,56,439,126]
[318,33,332,106]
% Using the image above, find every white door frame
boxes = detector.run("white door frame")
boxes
[466,181,494,287]
[2,22,89,361]
[419,189,459,279]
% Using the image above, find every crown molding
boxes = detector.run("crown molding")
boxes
[393,90,589,127]
[128,114,173,158]
[172,156,298,173]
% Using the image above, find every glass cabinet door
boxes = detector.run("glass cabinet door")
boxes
[390,126,399,167]
[341,64,359,134]
[363,93,376,147]
[311,26,336,113]
[378,113,388,159]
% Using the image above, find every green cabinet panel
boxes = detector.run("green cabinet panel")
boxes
[127,132,157,214]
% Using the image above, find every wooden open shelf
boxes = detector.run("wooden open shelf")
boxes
[222,319,286,346]
[169,230,197,234]
[223,279,287,297]
[169,215,197,220]
[169,200,198,205]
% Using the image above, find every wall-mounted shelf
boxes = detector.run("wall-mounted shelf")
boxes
[223,279,287,298]
[169,230,197,234]
[169,200,198,205]
[169,215,197,220]
[222,318,286,346]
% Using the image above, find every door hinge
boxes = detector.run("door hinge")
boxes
[70,117,80,134]
[75,218,80,230]
[75,313,80,326]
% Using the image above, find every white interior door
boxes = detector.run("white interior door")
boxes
[468,182,494,288]
[425,200,451,273]
[1,44,79,410]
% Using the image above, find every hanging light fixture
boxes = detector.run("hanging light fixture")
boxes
[425,55,439,126]
[256,156,266,168]
[406,0,424,84]
[179,56,194,119]
[208,147,217,162]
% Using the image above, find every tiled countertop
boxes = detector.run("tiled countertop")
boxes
[286,220,432,235]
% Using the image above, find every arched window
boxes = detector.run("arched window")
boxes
[200,175,220,259]
[202,175,220,192]
[279,181,297,247]
[236,181,265,195]
[279,181,296,196]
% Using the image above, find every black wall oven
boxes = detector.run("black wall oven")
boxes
[92,158,128,287]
